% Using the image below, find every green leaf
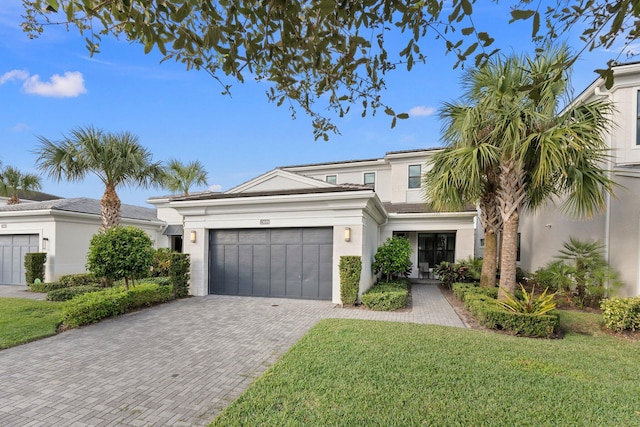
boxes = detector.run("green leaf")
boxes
[397,113,409,119]
[45,0,59,12]
[384,107,395,116]
[531,11,540,38]
[460,0,473,15]
[509,9,536,23]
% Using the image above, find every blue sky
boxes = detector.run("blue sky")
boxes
[0,1,632,206]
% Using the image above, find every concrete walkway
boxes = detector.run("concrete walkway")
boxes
[0,284,464,426]
[0,285,46,300]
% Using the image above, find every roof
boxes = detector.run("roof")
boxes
[279,147,442,170]
[7,190,62,202]
[171,184,374,202]
[0,197,158,221]
[383,202,476,214]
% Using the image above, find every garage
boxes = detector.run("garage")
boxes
[0,234,39,285]
[209,228,333,300]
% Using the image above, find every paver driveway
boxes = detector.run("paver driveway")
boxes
[0,284,464,426]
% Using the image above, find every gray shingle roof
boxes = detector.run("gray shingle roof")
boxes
[171,185,373,202]
[383,202,476,214]
[0,197,158,221]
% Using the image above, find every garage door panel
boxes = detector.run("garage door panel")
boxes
[286,244,302,297]
[0,234,39,285]
[209,228,332,300]
[223,245,239,294]
[269,244,286,297]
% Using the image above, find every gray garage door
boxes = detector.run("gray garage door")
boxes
[0,235,39,285]
[209,228,333,300]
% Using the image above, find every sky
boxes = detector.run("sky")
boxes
[0,1,634,207]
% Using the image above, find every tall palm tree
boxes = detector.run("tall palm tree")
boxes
[0,165,42,205]
[162,159,209,196]
[427,46,616,299]
[425,102,502,288]
[34,126,164,229]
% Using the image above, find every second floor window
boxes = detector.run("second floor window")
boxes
[364,172,375,187]
[408,165,421,189]
[326,175,337,184]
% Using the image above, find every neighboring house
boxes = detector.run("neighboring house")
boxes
[0,190,61,206]
[517,61,640,297]
[149,149,477,303]
[0,198,164,285]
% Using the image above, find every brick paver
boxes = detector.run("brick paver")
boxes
[0,284,464,426]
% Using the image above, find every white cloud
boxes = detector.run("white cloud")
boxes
[23,71,87,98]
[208,184,222,192]
[408,105,437,117]
[0,69,29,85]
[10,123,30,132]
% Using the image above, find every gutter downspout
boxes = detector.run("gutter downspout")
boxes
[594,85,613,275]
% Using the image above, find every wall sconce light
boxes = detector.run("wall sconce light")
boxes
[190,230,196,243]
[42,237,48,250]
[344,227,351,242]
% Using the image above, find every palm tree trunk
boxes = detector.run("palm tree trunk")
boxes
[481,230,498,287]
[101,184,121,229]
[7,194,19,205]
[496,158,526,300]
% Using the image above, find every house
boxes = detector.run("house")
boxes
[517,61,640,297]
[0,190,61,206]
[0,198,164,285]
[149,149,477,303]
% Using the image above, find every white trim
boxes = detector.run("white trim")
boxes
[226,169,334,193]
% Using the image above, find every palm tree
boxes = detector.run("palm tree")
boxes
[34,126,164,229]
[427,46,616,299]
[162,159,209,196]
[0,165,42,205]
[424,103,502,288]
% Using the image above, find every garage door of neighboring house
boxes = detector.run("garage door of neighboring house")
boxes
[209,228,333,300]
[0,235,39,285]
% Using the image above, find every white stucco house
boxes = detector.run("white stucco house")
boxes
[516,61,640,297]
[0,198,164,285]
[149,149,477,304]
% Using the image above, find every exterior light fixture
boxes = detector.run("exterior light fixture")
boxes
[344,227,351,242]
[42,237,48,250]
[190,230,196,243]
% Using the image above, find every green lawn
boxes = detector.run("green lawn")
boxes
[211,317,640,426]
[0,297,64,350]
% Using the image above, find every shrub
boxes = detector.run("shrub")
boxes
[46,285,102,301]
[138,276,172,286]
[24,252,47,284]
[455,283,559,337]
[434,261,470,289]
[459,257,482,282]
[372,236,412,281]
[495,285,557,316]
[169,253,190,298]
[601,297,640,332]
[86,226,155,289]
[62,283,174,328]
[339,256,362,305]
[361,279,409,311]
[29,281,68,293]
[151,248,173,277]
[59,273,99,287]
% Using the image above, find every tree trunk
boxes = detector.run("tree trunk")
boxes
[480,230,498,287]
[496,158,526,300]
[498,212,519,299]
[7,194,19,205]
[101,184,121,229]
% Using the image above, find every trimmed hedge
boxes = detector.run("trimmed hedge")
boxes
[59,273,100,287]
[361,279,409,311]
[339,256,362,305]
[138,276,172,286]
[24,252,47,284]
[29,281,69,293]
[453,283,559,338]
[46,285,103,301]
[601,297,640,332]
[169,253,190,298]
[62,283,175,328]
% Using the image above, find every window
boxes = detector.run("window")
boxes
[408,165,421,189]
[418,233,456,267]
[364,172,375,187]
[480,238,485,247]
[326,175,337,184]
[637,90,640,145]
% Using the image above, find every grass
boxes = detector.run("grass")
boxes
[0,297,64,350]
[210,318,640,426]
